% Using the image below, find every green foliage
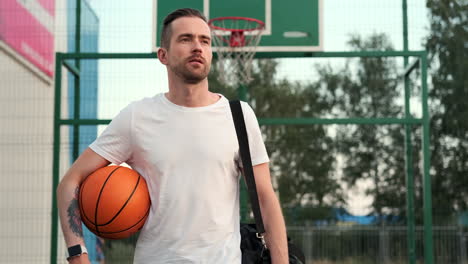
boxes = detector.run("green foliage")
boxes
[250,61,342,209]
[209,34,410,223]
[209,0,467,224]
[209,59,343,219]
[332,34,407,221]
[426,0,468,218]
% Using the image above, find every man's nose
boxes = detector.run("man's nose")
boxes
[192,40,203,53]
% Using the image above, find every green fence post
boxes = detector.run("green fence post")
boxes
[72,0,82,160]
[402,0,416,263]
[50,53,63,264]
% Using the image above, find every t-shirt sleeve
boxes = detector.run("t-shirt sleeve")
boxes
[89,103,134,165]
[240,102,270,166]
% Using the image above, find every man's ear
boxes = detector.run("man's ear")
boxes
[157,48,168,65]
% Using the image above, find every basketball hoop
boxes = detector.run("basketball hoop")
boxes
[208,17,265,85]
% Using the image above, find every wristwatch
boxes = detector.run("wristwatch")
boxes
[67,244,88,261]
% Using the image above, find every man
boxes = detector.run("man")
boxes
[57,8,288,263]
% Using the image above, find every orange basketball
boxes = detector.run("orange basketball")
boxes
[79,165,151,239]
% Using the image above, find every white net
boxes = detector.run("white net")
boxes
[209,17,265,85]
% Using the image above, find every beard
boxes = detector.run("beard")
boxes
[170,60,211,84]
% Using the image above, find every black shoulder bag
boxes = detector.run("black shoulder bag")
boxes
[229,100,306,264]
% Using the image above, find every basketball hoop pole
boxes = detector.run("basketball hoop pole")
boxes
[238,82,248,222]
[238,84,248,101]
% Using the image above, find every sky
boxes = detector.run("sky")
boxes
[86,0,430,215]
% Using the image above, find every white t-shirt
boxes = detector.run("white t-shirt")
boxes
[89,93,269,263]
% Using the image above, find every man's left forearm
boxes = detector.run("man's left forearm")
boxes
[259,191,289,264]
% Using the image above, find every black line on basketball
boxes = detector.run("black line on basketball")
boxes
[94,166,122,236]
[97,171,141,227]
[97,205,150,234]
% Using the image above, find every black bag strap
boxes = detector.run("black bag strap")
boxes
[229,100,265,234]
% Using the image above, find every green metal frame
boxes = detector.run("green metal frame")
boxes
[50,1,433,264]
[51,50,432,264]
[402,1,416,263]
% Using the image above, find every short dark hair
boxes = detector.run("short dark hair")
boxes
[160,8,207,49]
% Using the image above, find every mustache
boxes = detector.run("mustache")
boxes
[187,55,206,64]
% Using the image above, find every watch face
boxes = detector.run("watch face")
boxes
[68,245,82,256]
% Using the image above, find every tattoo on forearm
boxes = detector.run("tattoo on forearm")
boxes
[67,187,83,238]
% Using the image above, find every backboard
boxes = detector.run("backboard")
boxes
[152,0,323,54]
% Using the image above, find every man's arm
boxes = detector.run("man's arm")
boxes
[253,162,289,264]
[57,148,110,263]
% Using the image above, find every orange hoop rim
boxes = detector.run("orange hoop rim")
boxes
[208,17,265,33]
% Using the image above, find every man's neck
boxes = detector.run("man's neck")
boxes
[165,79,219,107]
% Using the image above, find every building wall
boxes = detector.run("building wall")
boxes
[0,0,98,262]
[0,43,55,262]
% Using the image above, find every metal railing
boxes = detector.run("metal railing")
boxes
[287,225,467,264]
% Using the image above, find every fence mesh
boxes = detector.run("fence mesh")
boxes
[2,0,463,263]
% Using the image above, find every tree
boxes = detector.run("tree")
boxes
[333,34,407,222]
[209,59,344,224]
[426,0,468,221]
